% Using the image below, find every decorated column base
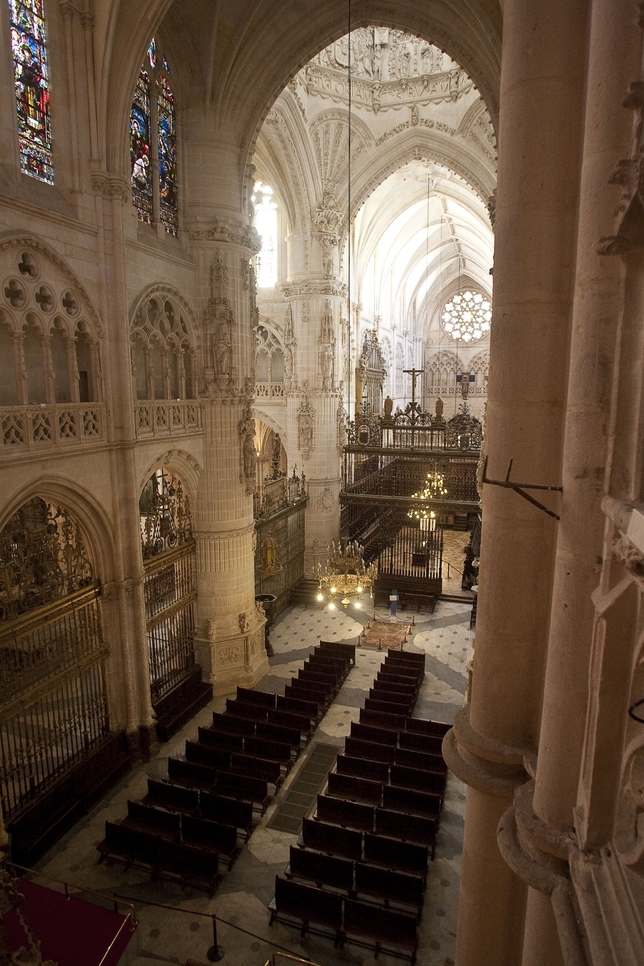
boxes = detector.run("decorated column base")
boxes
[195,610,268,696]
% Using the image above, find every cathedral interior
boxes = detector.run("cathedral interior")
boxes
[0,1,642,965]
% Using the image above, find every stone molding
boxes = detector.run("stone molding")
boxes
[283,280,347,299]
[442,726,526,797]
[187,222,261,255]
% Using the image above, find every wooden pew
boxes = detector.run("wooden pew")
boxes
[341,898,418,964]
[215,770,271,813]
[276,694,319,721]
[375,807,438,854]
[318,640,356,666]
[390,764,447,800]
[363,832,429,877]
[350,721,397,746]
[382,784,441,820]
[236,687,276,708]
[211,712,256,737]
[297,669,337,696]
[256,720,301,754]
[230,752,282,788]
[377,671,420,696]
[397,730,444,756]
[167,757,217,791]
[143,779,199,815]
[122,800,181,840]
[368,688,414,711]
[359,707,408,731]
[225,698,269,721]
[354,862,424,918]
[327,771,383,806]
[307,654,348,678]
[184,740,232,772]
[405,717,450,737]
[245,735,293,771]
[371,679,416,698]
[198,726,244,754]
[97,821,160,870]
[299,817,363,860]
[284,683,325,713]
[269,875,343,941]
[345,736,395,764]
[286,845,354,892]
[384,653,424,670]
[267,708,314,741]
[302,659,342,686]
[365,696,414,716]
[335,754,389,785]
[316,794,375,832]
[199,792,254,839]
[156,838,221,896]
[394,746,448,775]
[181,813,239,866]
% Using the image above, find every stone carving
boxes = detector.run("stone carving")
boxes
[316,486,334,512]
[255,599,265,620]
[239,612,250,634]
[284,303,295,343]
[320,300,334,343]
[613,533,644,577]
[320,235,337,278]
[212,251,228,289]
[297,397,315,457]
[337,400,348,446]
[239,402,256,493]
[213,319,231,375]
[599,82,644,255]
[314,192,343,234]
[206,618,217,642]
[260,532,282,574]
[218,644,241,666]
[284,345,294,389]
[320,343,334,390]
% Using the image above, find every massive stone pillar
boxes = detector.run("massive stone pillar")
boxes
[505,4,640,965]
[283,199,346,575]
[192,231,269,694]
[443,2,588,964]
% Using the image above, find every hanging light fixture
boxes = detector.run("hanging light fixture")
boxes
[316,540,377,608]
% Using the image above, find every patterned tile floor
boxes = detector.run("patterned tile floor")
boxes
[34,596,473,966]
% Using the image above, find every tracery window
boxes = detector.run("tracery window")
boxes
[255,324,284,399]
[130,294,196,401]
[441,290,491,343]
[8,0,53,184]
[130,38,177,235]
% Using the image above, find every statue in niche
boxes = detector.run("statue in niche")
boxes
[384,395,394,420]
[243,432,256,481]
[435,396,444,417]
[213,320,231,375]
[321,344,334,390]
[260,532,282,574]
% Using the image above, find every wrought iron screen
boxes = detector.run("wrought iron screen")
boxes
[144,544,197,704]
[0,497,109,821]
[140,469,197,706]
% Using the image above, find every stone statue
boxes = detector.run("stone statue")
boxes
[384,395,393,419]
[435,396,444,416]
[243,432,256,479]
[213,320,231,375]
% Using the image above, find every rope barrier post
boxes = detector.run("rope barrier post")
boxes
[207,914,225,961]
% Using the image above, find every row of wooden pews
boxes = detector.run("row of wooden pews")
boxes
[269,646,450,963]
[96,640,355,895]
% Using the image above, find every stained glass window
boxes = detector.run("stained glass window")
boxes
[157,76,177,234]
[130,70,152,224]
[129,38,177,235]
[8,0,54,184]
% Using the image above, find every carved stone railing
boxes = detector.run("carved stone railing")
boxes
[135,400,203,439]
[255,382,285,400]
[1,403,106,455]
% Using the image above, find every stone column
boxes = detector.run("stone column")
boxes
[443,2,589,965]
[513,4,640,965]
[284,284,345,575]
[192,232,268,694]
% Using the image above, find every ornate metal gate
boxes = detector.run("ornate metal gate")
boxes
[140,469,198,706]
[0,498,110,822]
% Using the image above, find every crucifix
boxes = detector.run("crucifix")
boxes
[403,367,424,417]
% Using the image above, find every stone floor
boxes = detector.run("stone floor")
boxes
[33,596,474,966]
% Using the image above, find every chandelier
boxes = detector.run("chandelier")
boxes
[316,540,377,609]
[407,470,448,529]
[442,290,491,343]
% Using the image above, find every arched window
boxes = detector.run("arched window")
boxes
[130,38,177,235]
[8,0,53,184]
[255,324,285,399]
[253,182,278,286]
[130,294,196,401]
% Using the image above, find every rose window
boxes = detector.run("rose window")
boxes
[441,291,492,343]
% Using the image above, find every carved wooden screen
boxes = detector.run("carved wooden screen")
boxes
[140,469,197,705]
[0,498,109,821]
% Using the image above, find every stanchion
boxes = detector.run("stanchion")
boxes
[207,914,225,961]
